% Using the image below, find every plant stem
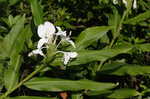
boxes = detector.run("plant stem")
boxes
[0,65,45,99]
[96,9,129,72]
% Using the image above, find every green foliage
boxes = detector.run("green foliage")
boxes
[101,62,150,76]
[9,0,21,5]
[108,88,140,98]
[124,10,150,25]
[24,77,116,92]
[69,46,132,66]
[0,0,150,99]
[75,26,113,50]
[6,96,57,99]
[29,0,44,25]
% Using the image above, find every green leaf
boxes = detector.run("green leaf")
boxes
[0,63,4,91]
[86,90,112,96]
[124,10,150,25]
[4,55,22,90]
[75,26,113,49]
[100,62,150,76]
[108,88,140,98]
[3,15,25,57]
[108,7,121,38]
[7,96,57,99]
[3,17,32,91]
[24,77,116,92]
[135,43,150,52]
[71,94,83,99]
[9,0,21,5]
[3,16,25,90]
[29,0,44,25]
[8,15,22,27]
[69,46,132,66]
[0,0,6,3]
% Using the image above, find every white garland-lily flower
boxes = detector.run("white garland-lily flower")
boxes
[28,48,45,57]
[28,21,78,65]
[113,0,137,9]
[28,21,56,56]
[37,21,56,48]
[58,51,78,65]
[133,0,137,9]
[56,26,76,48]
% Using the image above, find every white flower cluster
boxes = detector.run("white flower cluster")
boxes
[28,21,78,65]
[113,0,137,9]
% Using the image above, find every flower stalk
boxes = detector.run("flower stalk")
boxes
[0,65,45,99]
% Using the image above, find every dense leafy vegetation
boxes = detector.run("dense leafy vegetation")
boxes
[0,0,150,99]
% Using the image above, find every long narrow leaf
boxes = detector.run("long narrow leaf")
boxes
[7,96,57,99]
[29,0,44,25]
[3,17,32,91]
[124,10,150,25]
[100,62,150,76]
[69,45,132,66]
[24,77,116,92]
[75,26,113,49]
[108,88,140,98]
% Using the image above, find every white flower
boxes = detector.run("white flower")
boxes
[58,51,78,65]
[29,21,56,57]
[133,0,137,9]
[28,21,77,59]
[122,0,127,7]
[28,49,45,57]
[113,0,137,9]
[56,26,67,37]
[37,38,49,49]
[37,21,56,48]
[38,21,55,39]
[113,0,118,4]
[56,27,76,48]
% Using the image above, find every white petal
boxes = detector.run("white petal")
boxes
[56,26,67,37]
[69,52,78,58]
[113,0,118,4]
[38,24,46,38]
[44,21,56,36]
[66,39,76,48]
[56,26,62,31]
[37,38,49,49]
[64,53,71,65]
[28,49,45,57]
[37,21,56,39]
[58,51,78,65]
[122,0,127,7]
[56,31,67,37]
[133,0,137,9]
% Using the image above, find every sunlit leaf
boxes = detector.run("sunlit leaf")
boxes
[135,43,150,52]
[3,15,25,57]
[75,26,113,49]
[24,77,116,92]
[69,46,132,66]
[3,16,32,91]
[9,0,21,5]
[124,10,150,25]
[4,55,22,90]
[0,63,4,91]
[108,7,121,38]
[71,94,83,99]
[0,0,6,3]
[7,96,57,99]
[108,88,140,98]
[29,0,44,25]
[100,62,150,76]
